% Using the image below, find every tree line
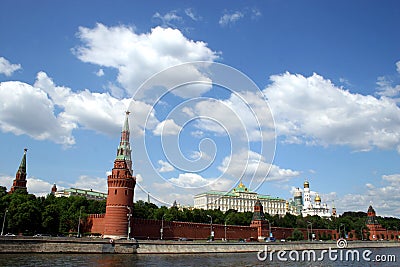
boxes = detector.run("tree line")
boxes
[1,187,399,239]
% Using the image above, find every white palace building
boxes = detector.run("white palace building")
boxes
[193,182,291,216]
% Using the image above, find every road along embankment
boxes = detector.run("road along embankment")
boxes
[1,237,399,254]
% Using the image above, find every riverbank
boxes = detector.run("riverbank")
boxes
[1,236,399,254]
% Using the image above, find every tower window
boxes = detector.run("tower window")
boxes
[125,190,127,195]
[114,189,117,195]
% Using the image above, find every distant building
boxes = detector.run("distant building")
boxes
[293,181,332,218]
[194,182,289,216]
[54,187,107,201]
[10,148,28,194]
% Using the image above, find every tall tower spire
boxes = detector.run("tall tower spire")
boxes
[10,148,28,193]
[116,111,133,174]
[103,112,136,239]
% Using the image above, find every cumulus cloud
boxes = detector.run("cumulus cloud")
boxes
[71,175,107,193]
[157,160,174,173]
[334,173,400,217]
[27,177,53,196]
[153,119,181,136]
[264,72,400,153]
[0,70,163,146]
[0,80,76,146]
[73,24,218,96]
[189,91,275,141]
[219,149,300,187]
[0,175,52,197]
[95,68,104,77]
[0,57,21,76]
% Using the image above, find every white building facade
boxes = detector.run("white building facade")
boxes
[194,182,289,216]
[301,181,331,218]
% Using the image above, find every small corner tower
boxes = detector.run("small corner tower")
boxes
[250,200,268,241]
[103,111,136,239]
[10,148,28,193]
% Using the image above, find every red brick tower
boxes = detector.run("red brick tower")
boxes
[250,200,268,240]
[10,148,28,193]
[365,205,385,240]
[103,111,136,239]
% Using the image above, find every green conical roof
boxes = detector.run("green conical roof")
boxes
[17,148,27,174]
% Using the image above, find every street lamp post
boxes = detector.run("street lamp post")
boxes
[1,209,8,236]
[339,223,346,239]
[307,221,313,242]
[160,214,165,240]
[77,206,83,238]
[224,220,227,241]
[266,219,272,239]
[360,226,364,241]
[127,206,132,240]
[207,215,213,240]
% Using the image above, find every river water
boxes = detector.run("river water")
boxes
[0,247,399,266]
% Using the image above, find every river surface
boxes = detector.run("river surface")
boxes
[0,247,399,266]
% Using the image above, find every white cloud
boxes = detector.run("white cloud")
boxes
[0,80,76,146]
[157,160,174,173]
[27,177,53,197]
[95,68,104,77]
[0,70,162,145]
[185,8,201,21]
[264,72,400,153]
[71,175,107,193]
[169,173,210,188]
[0,175,12,191]
[335,173,400,217]
[219,149,300,187]
[34,71,159,138]
[0,57,21,76]
[73,24,218,96]
[376,61,400,100]
[219,11,244,26]
[190,92,275,141]
[153,11,182,27]
[153,119,181,136]
[0,175,52,197]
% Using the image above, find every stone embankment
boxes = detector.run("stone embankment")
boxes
[1,236,399,254]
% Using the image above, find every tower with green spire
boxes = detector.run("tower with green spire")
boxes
[103,111,136,239]
[10,148,28,193]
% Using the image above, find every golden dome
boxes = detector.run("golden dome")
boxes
[304,180,309,188]
[315,194,321,202]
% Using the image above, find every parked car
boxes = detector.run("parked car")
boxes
[4,233,15,236]
[265,237,276,242]
[34,234,51,237]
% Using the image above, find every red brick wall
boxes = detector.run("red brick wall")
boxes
[90,215,340,241]
[87,214,105,235]
[132,218,258,240]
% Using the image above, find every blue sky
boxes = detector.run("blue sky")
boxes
[1,1,400,217]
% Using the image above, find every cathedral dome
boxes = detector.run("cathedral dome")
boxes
[315,194,321,202]
[304,180,309,188]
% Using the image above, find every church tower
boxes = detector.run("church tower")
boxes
[103,112,136,239]
[10,148,28,193]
